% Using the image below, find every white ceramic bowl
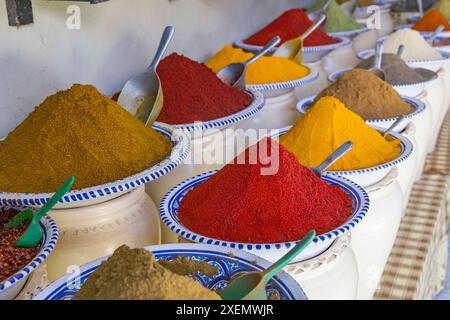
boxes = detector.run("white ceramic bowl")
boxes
[328,68,438,97]
[296,95,426,133]
[0,212,58,300]
[233,36,352,63]
[247,69,319,98]
[34,243,307,300]
[160,171,370,264]
[171,90,265,132]
[328,27,370,38]
[394,24,450,38]
[433,37,450,54]
[271,126,414,188]
[357,49,450,72]
[0,123,191,209]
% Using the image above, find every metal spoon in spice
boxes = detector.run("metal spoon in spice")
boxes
[369,41,386,81]
[397,44,405,58]
[219,230,316,300]
[118,26,174,126]
[273,13,326,63]
[217,36,281,90]
[310,141,353,177]
[383,115,406,138]
[4,176,74,248]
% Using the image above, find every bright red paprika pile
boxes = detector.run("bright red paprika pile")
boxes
[245,8,337,47]
[156,53,252,125]
[178,138,352,243]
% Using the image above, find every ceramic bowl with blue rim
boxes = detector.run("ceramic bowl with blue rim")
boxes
[160,171,370,264]
[0,122,190,209]
[357,48,450,72]
[33,243,307,301]
[432,36,450,54]
[297,95,426,133]
[246,69,319,98]
[233,36,352,63]
[328,27,370,39]
[328,68,438,97]
[270,126,414,188]
[0,212,58,300]
[394,24,450,38]
[172,90,265,133]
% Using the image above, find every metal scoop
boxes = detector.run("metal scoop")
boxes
[219,230,316,300]
[4,177,74,248]
[369,41,386,80]
[273,13,326,63]
[397,44,405,58]
[310,141,353,177]
[217,36,281,90]
[383,115,406,138]
[118,26,174,126]
[428,25,445,45]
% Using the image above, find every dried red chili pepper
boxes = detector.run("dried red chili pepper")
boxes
[179,138,352,243]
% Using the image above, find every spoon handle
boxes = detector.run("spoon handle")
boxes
[374,41,384,70]
[262,230,316,284]
[301,14,326,41]
[36,176,74,220]
[396,45,405,58]
[244,36,281,66]
[429,25,445,43]
[383,115,405,138]
[314,141,353,176]
[149,26,175,71]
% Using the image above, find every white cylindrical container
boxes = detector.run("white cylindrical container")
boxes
[353,29,380,53]
[295,61,330,101]
[413,90,432,179]
[322,42,360,75]
[285,235,358,300]
[425,70,447,153]
[235,91,298,130]
[351,168,403,300]
[441,60,450,111]
[46,186,161,282]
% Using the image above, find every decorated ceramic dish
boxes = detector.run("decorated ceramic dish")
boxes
[173,90,265,132]
[160,172,370,264]
[328,27,370,38]
[33,244,307,301]
[0,214,58,300]
[233,36,351,63]
[0,123,190,209]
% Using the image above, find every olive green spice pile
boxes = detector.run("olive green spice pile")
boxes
[0,84,172,193]
[74,245,221,300]
[159,256,219,278]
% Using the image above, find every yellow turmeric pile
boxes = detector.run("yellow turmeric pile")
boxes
[206,44,310,84]
[280,96,400,171]
[0,84,172,193]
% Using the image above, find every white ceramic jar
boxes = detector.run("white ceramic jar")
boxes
[295,61,330,101]
[322,42,360,76]
[285,235,358,300]
[351,168,403,299]
[45,186,161,282]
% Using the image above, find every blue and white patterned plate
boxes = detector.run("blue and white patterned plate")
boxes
[0,213,58,300]
[173,90,265,133]
[0,123,190,208]
[160,171,369,263]
[233,36,351,63]
[297,94,426,132]
[33,244,307,301]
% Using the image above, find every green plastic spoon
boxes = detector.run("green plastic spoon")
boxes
[219,230,316,300]
[4,176,75,248]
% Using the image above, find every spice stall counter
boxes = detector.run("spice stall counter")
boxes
[374,112,450,300]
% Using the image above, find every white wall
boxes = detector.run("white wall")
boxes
[0,0,314,137]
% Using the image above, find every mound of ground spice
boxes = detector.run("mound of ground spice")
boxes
[356,53,437,85]
[413,9,450,32]
[316,69,413,120]
[244,9,337,47]
[179,138,352,243]
[74,245,220,300]
[156,53,252,125]
[159,256,219,278]
[0,84,172,193]
[281,96,401,171]
[429,0,450,20]
[325,0,363,33]
[0,209,39,283]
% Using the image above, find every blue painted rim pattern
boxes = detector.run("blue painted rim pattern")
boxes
[233,35,351,55]
[34,244,307,301]
[246,69,319,92]
[296,95,427,125]
[271,126,414,177]
[0,214,58,292]
[357,48,450,64]
[328,27,370,38]
[173,90,265,133]
[328,68,438,88]
[0,123,190,207]
[159,171,370,250]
